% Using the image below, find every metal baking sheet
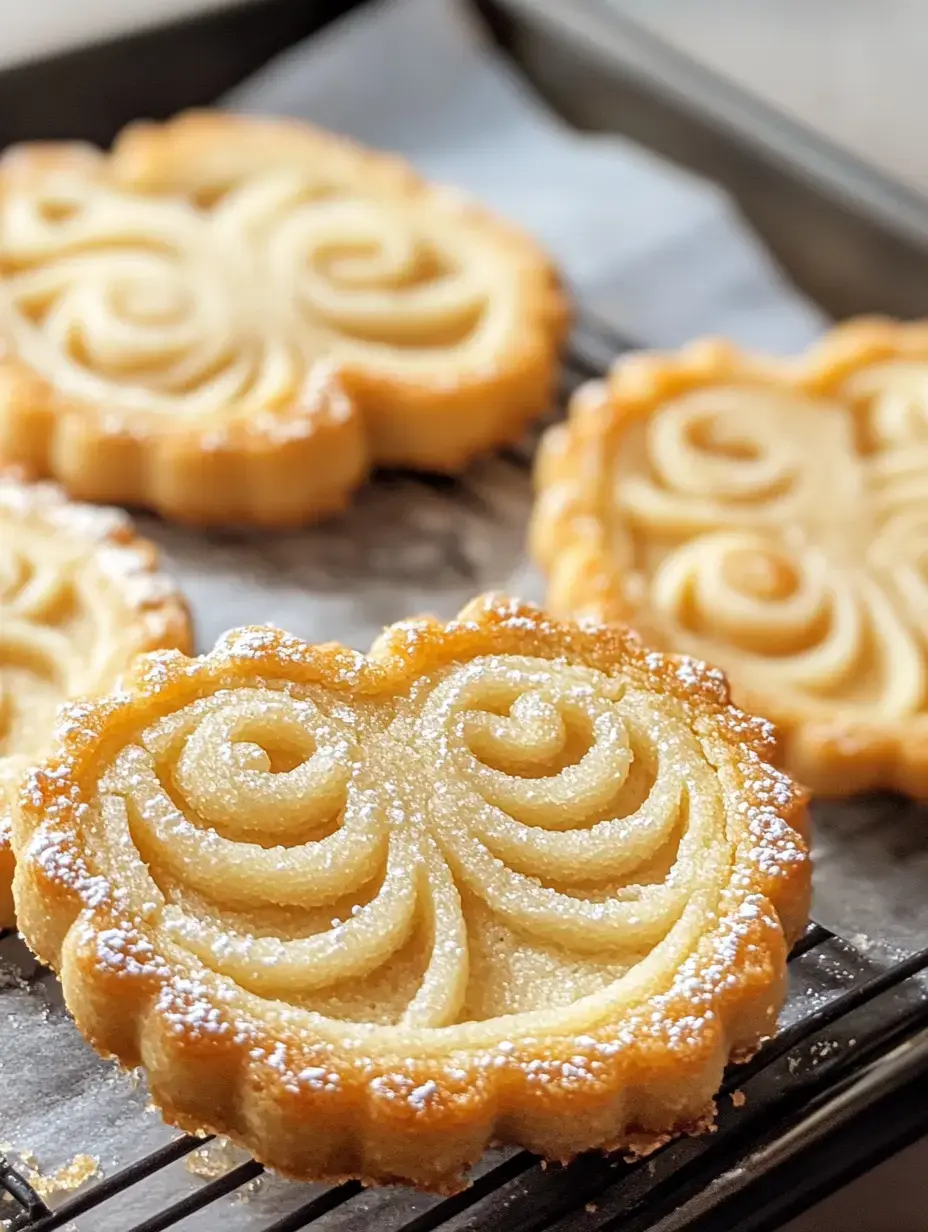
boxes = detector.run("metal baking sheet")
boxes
[488,0,928,321]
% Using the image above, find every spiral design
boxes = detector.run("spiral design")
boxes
[842,359,928,448]
[571,358,928,731]
[85,649,744,1028]
[1,546,88,765]
[644,526,926,720]
[0,159,502,418]
[416,656,723,953]
[0,530,155,756]
[868,443,928,632]
[100,689,413,996]
[0,478,187,928]
[616,386,834,536]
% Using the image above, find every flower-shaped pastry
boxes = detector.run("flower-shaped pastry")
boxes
[13,596,809,1190]
[0,473,190,927]
[0,112,565,527]
[532,318,928,797]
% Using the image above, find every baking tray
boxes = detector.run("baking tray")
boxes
[0,2,926,1229]
[485,0,928,321]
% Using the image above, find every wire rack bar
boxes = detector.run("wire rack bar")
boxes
[258,1182,365,1232]
[785,920,832,959]
[386,1152,539,1232]
[126,1160,266,1232]
[564,1003,928,1232]
[733,941,928,1088]
[21,1135,214,1232]
[0,1156,48,1231]
[386,930,928,1232]
[11,916,925,1232]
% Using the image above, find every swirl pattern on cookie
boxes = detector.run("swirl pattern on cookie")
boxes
[532,323,928,796]
[0,474,190,927]
[0,113,565,526]
[13,597,808,1189]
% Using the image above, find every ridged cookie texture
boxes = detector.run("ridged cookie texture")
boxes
[0,472,191,928]
[13,595,809,1191]
[0,111,566,527]
[533,318,928,797]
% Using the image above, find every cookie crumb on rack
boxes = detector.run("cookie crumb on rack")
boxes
[1,1145,100,1201]
[186,1136,250,1181]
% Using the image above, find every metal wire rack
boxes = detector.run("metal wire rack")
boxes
[2,319,927,1231]
[2,919,926,1232]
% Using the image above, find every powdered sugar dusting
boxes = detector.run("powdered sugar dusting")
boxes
[0,476,126,540]
[12,596,809,1183]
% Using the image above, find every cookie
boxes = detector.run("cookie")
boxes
[532,318,928,796]
[0,112,566,526]
[12,595,808,1190]
[0,474,191,927]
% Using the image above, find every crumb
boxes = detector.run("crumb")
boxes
[33,1154,100,1199]
[185,1137,249,1181]
[3,1148,100,1200]
[622,1134,672,1163]
[729,1042,761,1064]
[585,1201,598,1213]
[731,1089,746,1107]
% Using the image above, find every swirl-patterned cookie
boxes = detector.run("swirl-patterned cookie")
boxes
[0,473,191,928]
[532,318,928,797]
[0,112,565,527]
[13,595,809,1191]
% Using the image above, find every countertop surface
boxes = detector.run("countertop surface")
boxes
[613,0,928,197]
[0,0,248,68]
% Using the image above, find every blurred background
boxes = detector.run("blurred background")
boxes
[5,0,928,193]
[607,0,928,194]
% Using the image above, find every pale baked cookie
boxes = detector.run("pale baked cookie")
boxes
[0,473,191,928]
[0,113,565,527]
[13,595,809,1190]
[532,318,928,797]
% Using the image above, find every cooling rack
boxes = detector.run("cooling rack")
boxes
[2,914,926,1232]
[2,319,927,1232]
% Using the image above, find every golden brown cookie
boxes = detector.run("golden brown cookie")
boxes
[532,318,928,797]
[0,112,566,527]
[13,595,809,1190]
[0,473,191,928]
